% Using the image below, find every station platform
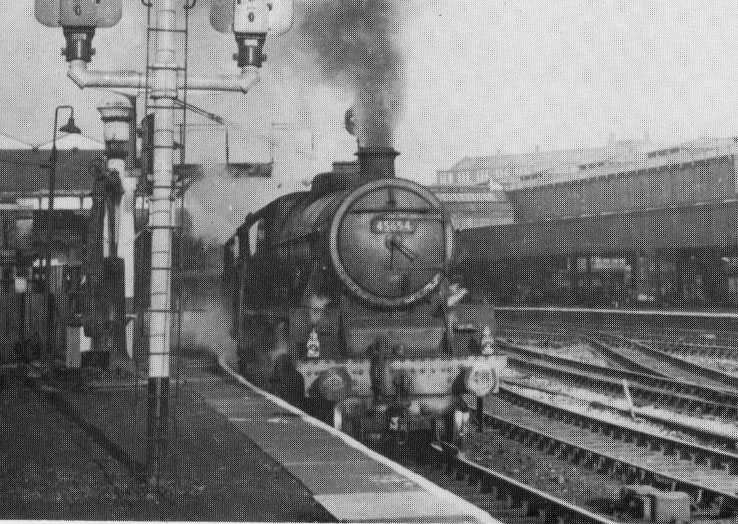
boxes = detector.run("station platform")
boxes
[1,354,498,523]
[208,355,498,523]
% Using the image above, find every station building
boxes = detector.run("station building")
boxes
[440,137,738,309]
[0,133,105,362]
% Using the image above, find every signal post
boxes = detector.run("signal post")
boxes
[35,0,291,491]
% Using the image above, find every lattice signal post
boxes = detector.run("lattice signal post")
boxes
[35,0,293,491]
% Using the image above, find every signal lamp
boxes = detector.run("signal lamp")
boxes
[306,328,320,359]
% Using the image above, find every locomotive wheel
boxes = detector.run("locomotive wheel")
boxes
[432,411,468,446]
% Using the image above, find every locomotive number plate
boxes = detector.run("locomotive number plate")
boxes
[371,214,417,234]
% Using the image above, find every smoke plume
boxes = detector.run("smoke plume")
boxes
[298,0,405,147]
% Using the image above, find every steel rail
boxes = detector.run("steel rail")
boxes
[507,357,738,423]
[590,332,738,391]
[642,338,738,360]
[497,339,738,407]
[500,320,738,374]
[499,386,738,474]
[481,406,738,517]
[496,305,738,320]
[427,441,618,524]
[499,310,738,367]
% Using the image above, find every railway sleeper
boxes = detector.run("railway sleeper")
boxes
[537,436,553,452]
[582,451,596,468]
[611,461,626,480]
[547,440,563,457]
[569,447,585,465]
[521,432,537,447]
[716,495,738,518]
[622,466,639,484]
[598,456,614,474]
[693,452,708,467]
[592,455,607,472]
[465,469,482,488]
[456,462,470,482]
[557,443,575,462]
[639,469,654,484]
[693,488,716,512]
[480,481,497,497]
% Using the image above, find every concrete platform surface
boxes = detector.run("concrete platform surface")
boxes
[216,355,501,523]
[3,353,500,522]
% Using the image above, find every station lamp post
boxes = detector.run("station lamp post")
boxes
[43,105,81,375]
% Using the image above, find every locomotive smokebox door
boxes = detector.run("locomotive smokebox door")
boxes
[35,0,122,27]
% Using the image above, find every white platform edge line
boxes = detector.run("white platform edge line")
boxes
[217,354,502,524]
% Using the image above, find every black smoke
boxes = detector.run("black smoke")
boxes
[298,0,405,147]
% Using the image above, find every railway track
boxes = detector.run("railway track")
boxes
[633,339,738,377]
[480,393,738,520]
[497,339,738,411]
[593,327,738,358]
[499,320,738,384]
[409,441,618,524]
[585,332,738,392]
[505,360,738,449]
[497,385,738,476]
[638,338,738,364]
[501,320,738,360]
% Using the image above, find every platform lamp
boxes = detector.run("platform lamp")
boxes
[42,105,81,376]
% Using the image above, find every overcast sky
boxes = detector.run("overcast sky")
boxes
[3,1,738,207]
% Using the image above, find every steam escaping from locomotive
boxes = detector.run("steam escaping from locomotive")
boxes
[299,0,405,148]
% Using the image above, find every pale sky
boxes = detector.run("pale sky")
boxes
[3,1,738,224]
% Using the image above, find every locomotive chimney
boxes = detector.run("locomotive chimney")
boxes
[357,146,399,180]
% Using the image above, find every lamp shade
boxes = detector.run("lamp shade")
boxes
[59,115,81,135]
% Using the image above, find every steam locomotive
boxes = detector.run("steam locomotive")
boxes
[223,146,506,443]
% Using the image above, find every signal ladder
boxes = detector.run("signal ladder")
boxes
[129,0,197,492]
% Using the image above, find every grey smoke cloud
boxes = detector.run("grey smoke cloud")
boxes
[297,0,405,147]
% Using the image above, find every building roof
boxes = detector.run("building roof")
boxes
[507,137,738,190]
[440,137,738,191]
[0,132,31,149]
[0,148,105,195]
[35,133,104,151]
[446,146,611,173]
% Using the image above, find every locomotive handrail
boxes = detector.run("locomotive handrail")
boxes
[347,207,445,216]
